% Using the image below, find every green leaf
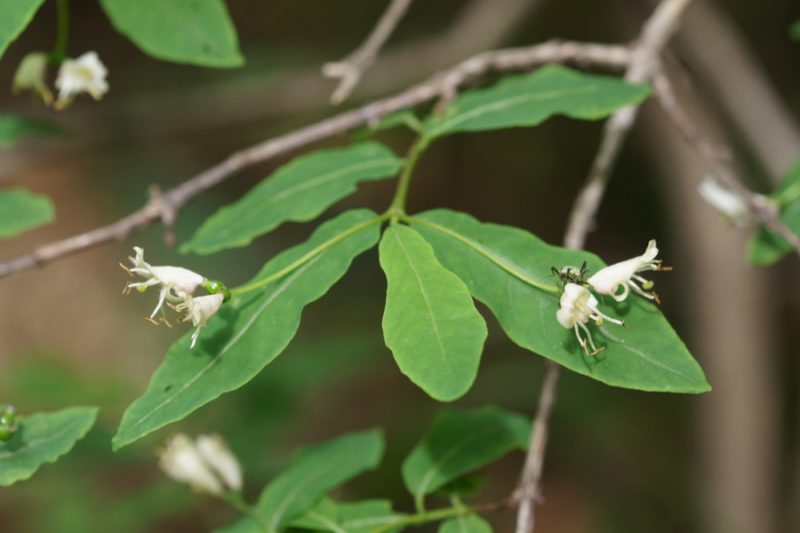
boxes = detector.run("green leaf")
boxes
[0,188,54,239]
[401,407,530,508]
[424,64,650,139]
[291,498,405,533]
[791,20,800,40]
[379,224,488,401]
[183,142,402,255]
[748,160,800,266]
[0,0,46,60]
[0,113,63,147]
[0,406,97,486]
[439,515,492,533]
[220,430,385,533]
[113,209,381,449]
[435,473,487,498]
[410,209,710,393]
[99,0,243,67]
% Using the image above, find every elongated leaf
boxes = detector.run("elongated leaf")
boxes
[411,209,710,393]
[424,64,650,139]
[99,0,243,67]
[439,515,492,533]
[113,210,381,449]
[183,142,402,254]
[748,160,800,265]
[0,0,46,60]
[0,406,97,486]
[291,498,405,533]
[402,407,530,508]
[220,430,384,533]
[379,224,487,401]
[0,188,54,239]
[0,114,63,147]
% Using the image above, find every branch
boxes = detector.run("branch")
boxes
[323,0,414,105]
[514,2,695,532]
[0,41,630,281]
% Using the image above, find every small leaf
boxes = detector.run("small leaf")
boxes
[424,64,650,139]
[791,20,800,40]
[0,406,98,486]
[183,142,402,255]
[113,209,381,449]
[291,498,405,533]
[0,114,63,147]
[99,0,243,67]
[411,209,710,393]
[0,0,46,60]
[402,407,530,508]
[0,188,54,239]
[748,159,800,266]
[219,430,384,533]
[439,515,493,533]
[379,224,488,401]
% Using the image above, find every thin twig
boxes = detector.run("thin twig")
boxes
[514,2,695,532]
[323,0,414,105]
[0,41,630,281]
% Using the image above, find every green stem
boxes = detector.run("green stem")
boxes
[223,491,270,533]
[387,135,431,217]
[369,503,473,533]
[50,0,70,64]
[402,214,560,294]
[230,214,386,295]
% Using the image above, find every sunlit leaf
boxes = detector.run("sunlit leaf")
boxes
[439,515,492,533]
[291,498,405,533]
[424,64,650,139]
[402,407,530,508]
[410,209,710,393]
[0,188,54,239]
[379,224,487,401]
[0,0,46,60]
[113,210,381,449]
[99,0,243,67]
[183,142,402,254]
[748,159,800,266]
[0,406,97,486]
[220,430,384,533]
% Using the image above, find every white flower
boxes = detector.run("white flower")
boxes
[12,52,53,104]
[586,240,666,303]
[124,247,206,321]
[697,177,753,228]
[174,293,224,348]
[556,282,623,355]
[196,434,243,491]
[158,434,224,495]
[55,51,108,109]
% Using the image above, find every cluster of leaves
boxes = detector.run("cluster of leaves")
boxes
[748,160,800,265]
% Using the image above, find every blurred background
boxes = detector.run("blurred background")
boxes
[0,0,798,531]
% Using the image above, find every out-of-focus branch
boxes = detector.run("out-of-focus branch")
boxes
[0,41,631,281]
[514,2,695,532]
[653,71,800,258]
[323,0,414,104]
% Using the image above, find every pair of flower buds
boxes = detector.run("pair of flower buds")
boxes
[123,247,230,348]
[0,404,17,442]
[555,240,668,355]
[159,433,243,496]
[13,51,108,109]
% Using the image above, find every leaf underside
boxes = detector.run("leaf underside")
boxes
[0,188,55,239]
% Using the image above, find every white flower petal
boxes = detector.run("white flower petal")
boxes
[196,434,242,491]
[159,434,223,495]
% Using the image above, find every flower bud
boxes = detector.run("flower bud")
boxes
[12,52,53,105]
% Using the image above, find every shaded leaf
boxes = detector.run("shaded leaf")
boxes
[0,0,46,60]
[402,407,530,508]
[0,406,97,486]
[0,188,54,239]
[379,224,487,401]
[748,160,800,265]
[183,142,402,254]
[791,20,800,40]
[220,430,384,533]
[291,498,405,533]
[113,209,381,449]
[424,64,650,139]
[439,515,492,533]
[99,0,243,67]
[411,209,710,393]
[0,113,63,147]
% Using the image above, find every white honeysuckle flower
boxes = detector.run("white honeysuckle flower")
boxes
[55,51,108,109]
[556,282,623,355]
[174,293,225,348]
[12,52,53,104]
[586,240,666,303]
[697,177,754,228]
[158,434,224,495]
[196,434,243,491]
[125,247,206,321]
